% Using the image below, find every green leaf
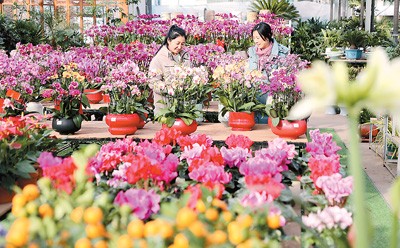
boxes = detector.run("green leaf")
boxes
[272,117,280,127]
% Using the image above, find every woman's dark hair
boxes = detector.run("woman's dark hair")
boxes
[251,22,273,43]
[155,25,187,55]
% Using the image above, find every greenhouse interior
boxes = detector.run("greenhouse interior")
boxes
[1,0,400,247]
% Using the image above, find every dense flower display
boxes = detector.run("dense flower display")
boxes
[0,115,58,190]
[260,54,309,125]
[0,128,355,247]
[150,65,209,126]
[213,60,266,115]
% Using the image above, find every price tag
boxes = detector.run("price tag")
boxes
[57,120,62,125]
[111,117,117,122]
[293,123,299,128]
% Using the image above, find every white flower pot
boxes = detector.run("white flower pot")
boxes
[339,106,348,116]
[26,102,44,114]
[218,103,229,126]
[325,105,337,115]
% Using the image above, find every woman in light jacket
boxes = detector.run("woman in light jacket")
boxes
[247,22,289,123]
[248,22,289,71]
[149,25,190,115]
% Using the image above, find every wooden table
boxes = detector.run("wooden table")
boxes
[51,121,307,144]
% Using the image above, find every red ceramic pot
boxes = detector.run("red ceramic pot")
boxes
[137,113,148,129]
[0,98,4,113]
[102,94,111,103]
[268,118,307,139]
[105,113,140,135]
[162,118,197,135]
[228,112,255,131]
[84,89,103,104]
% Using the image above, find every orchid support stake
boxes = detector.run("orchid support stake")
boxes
[348,107,370,248]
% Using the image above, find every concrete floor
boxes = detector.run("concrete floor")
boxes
[308,112,396,207]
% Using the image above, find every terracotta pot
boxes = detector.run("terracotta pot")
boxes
[17,169,42,188]
[102,94,111,103]
[0,98,4,113]
[0,186,15,204]
[359,123,379,139]
[84,89,103,104]
[268,119,308,139]
[105,113,140,135]
[162,118,197,135]
[52,117,82,135]
[228,112,255,131]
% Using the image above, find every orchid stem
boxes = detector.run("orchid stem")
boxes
[348,108,370,248]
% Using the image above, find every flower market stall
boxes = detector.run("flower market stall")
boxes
[0,11,399,248]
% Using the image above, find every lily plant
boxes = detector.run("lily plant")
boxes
[289,47,400,248]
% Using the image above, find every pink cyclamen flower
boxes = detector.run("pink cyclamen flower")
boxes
[220,146,252,168]
[302,206,353,232]
[307,129,341,157]
[316,173,353,205]
[114,188,160,220]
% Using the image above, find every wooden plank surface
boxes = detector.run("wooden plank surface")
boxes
[50,121,307,143]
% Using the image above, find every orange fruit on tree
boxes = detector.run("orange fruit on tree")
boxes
[127,219,144,238]
[83,206,103,224]
[173,233,189,248]
[195,200,206,213]
[74,238,91,248]
[22,184,40,201]
[237,214,253,228]
[12,193,27,207]
[222,211,233,222]
[227,221,245,245]
[70,206,85,224]
[38,203,53,218]
[188,220,207,237]
[176,207,197,229]
[85,223,106,239]
[117,234,132,248]
[266,214,281,229]
[211,198,227,210]
[6,218,30,247]
[159,221,174,239]
[94,240,108,248]
[207,230,227,244]
[205,208,219,222]
[143,220,158,237]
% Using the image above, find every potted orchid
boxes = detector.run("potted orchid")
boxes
[150,65,209,135]
[43,62,90,135]
[101,60,149,135]
[213,60,266,131]
[259,54,309,138]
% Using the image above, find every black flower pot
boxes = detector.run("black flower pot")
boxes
[52,117,81,135]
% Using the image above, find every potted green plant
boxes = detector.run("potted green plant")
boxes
[0,115,59,202]
[358,108,379,141]
[101,60,150,135]
[259,54,309,139]
[342,30,368,59]
[321,29,344,59]
[43,63,90,135]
